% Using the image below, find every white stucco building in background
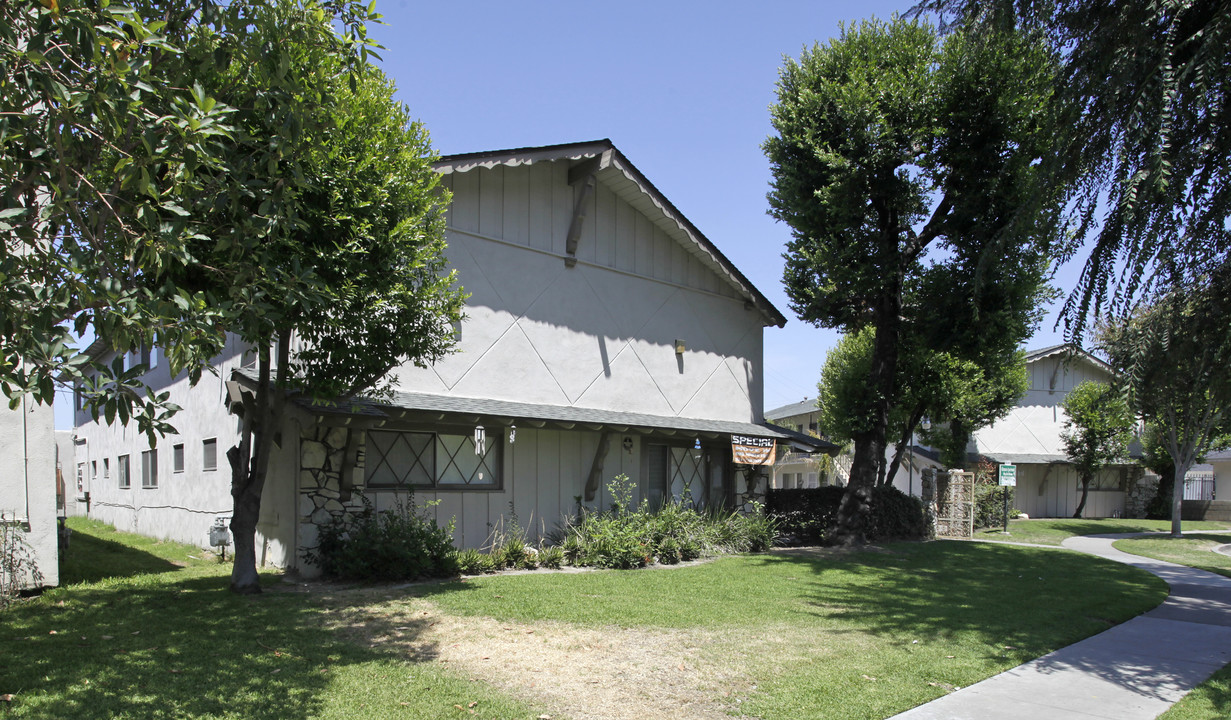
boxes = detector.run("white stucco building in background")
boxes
[970,344,1144,518]
[73,140,829,574]
[1,387,59,590]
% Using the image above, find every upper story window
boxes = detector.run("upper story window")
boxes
[141,449,158,488]
[118,455,130,489]
[202,438,218,472]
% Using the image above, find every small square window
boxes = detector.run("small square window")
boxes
[141,449,157,488]
[118,455,130,489]
[173,443,185,473]
[202,438,218,472]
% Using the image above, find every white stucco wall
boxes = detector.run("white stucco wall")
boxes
[1,395,59,588]
[972,353,1114,457]
[392,162,767,424]
[73,336,292,567]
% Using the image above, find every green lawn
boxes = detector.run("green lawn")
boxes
[1,518,542,720]
[0,518,1193,720]
[974,518,1231,546]
[410,541,1165,719]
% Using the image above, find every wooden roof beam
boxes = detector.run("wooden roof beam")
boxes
[564,150,612,268]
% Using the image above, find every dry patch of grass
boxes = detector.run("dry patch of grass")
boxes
[330,597,758,720]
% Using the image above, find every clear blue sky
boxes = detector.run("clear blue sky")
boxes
[53,0,1084,429]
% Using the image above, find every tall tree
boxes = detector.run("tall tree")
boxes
[1060,381,1134,518]
[1098,271,1231,535]
[174,2,464,594]
[917,0,1231,334]
[765,18,1063,543]
[2,0,464,593]
[2,0,235,435]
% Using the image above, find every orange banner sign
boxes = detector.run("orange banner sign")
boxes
[731,435,775,466]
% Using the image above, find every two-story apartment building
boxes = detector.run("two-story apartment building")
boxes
[74,140,825,573]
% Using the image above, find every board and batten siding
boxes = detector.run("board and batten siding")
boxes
[393,163,765,424]
[363,427,644,548]
[1013,464,1126,519]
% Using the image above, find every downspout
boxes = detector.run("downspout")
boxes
[22,393,31,524]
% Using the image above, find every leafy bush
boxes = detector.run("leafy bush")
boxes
[455,548,496,575]
[767,486,926,544]
[559,474,780,568]
[974,485,1020,529]
[656,536,681,564]
[306,499,458,582]
[538,545,564,569]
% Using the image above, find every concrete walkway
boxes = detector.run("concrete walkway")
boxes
[889,534,1231,720]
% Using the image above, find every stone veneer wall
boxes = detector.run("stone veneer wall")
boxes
[1124,468,1157,519]
[297,425,367,568]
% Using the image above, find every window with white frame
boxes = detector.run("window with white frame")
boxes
[202,438,218,471]
[173,443,185,473]
[118,455,130,489]
[364,429,501,490]
[141,449,157,488]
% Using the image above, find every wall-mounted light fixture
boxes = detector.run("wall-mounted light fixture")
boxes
[623,437,633,453]
[674,339,686,355]
[508,423,517,444]
[474,425,485,456]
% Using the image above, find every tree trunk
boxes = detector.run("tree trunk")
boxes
[1072,474,1090,518]
[228,332,290,594]
[832,284,902,544]
[1171,464,1187,537]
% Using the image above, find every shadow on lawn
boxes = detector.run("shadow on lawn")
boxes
[1,574,443,720]
[58,531,185,584]
[755,541,1166,661]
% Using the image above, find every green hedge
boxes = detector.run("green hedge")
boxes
[766,486,926,544]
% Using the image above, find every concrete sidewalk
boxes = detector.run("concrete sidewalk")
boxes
[889,534,1231,720]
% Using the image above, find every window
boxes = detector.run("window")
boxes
[91,461,97,482]
[118,455,130,489]
[76,462,84,491]
[149,347,158,370]
[364,430,501,490]
[1080,468,1126,492]
[173,443,185,473]
[645,441,707,507]
[141,449,157,488]
[202,438,218,472]
[103,458,110,479]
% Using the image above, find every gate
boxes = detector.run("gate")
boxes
[923,468,974,539]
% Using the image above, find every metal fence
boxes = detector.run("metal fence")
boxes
[1183,472,1216,501]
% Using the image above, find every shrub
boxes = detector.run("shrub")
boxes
[974,485,1020,529]
[538,545,564,569]
[656,536,681,565]
[306,499,458,582]
[456,548,496,575]
[868,486,927,539]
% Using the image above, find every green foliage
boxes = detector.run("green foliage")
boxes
[455,548,496,575]
[306,500,458,582]
[537,545,564,570]
[1099,272,1231,532]
[922,0,1231,328]
[974,485,1021,529]
[1061,381,1135,518]
[559,475,778,568]
[765,16,1063,540]
[817,328,878,443]
[766,487,927,544]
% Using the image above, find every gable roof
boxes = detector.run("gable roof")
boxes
[765,397,819,421]
[435,140,788,328]
[1025,343,1114,374]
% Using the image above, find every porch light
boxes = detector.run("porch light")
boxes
[474,425,485,456]
[509,423,517,444]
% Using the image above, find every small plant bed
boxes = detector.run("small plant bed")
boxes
[973,518,1231,546]
[556,474,776,569]
[1112,533,1231,580]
